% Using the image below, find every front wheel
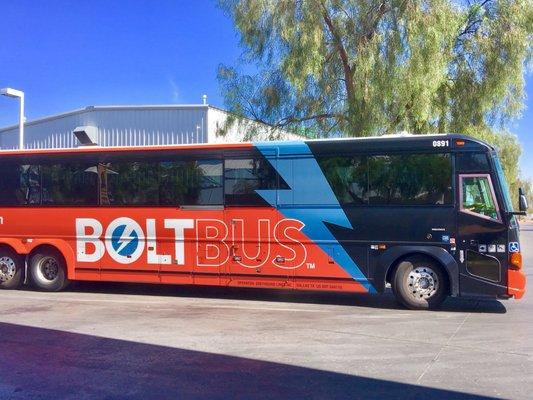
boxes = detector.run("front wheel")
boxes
[29,249,70,292]
[0,249,24,289]
[392,257,447,310]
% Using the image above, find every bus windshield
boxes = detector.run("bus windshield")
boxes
[493,153,514,212]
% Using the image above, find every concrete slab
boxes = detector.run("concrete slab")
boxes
[0,231,532,399]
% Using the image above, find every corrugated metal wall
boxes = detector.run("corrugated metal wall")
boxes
[0,106,209,149]
[207,108,302,143]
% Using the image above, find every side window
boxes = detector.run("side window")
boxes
[160,159,223,206]
[460,175,500,221]
[367,154,452,205]
[456,152,490,172]
[41,163,98,205]
[0,164,41,205]
[103,161,159,205]
[224,158,277,206]
[318,156,368,205]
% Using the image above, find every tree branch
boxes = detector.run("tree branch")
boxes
[362,1,388,43]
[457,0,493,39]
[321,4,355,104]
[276,113,343,127]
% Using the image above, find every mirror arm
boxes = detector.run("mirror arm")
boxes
[507,211,527,216]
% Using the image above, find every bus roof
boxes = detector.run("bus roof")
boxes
[0,133,493,156]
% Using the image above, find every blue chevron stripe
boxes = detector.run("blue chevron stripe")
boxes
[254,141,375,293]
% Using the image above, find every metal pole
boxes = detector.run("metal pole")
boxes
[19,92,24,149]
[1,88,25,150]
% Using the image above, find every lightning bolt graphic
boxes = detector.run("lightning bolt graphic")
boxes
[254,141,376,293]
[115,225,137,254]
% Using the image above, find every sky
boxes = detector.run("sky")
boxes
[0,0,531,178]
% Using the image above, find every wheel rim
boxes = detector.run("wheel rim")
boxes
[407,266,439,300]
[0,256,16,283]
[38,256,59,281]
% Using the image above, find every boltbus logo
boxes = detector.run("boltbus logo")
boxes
[107,218,144,264]
[76,217,307,268]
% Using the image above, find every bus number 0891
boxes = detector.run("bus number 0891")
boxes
[432,140,449,148]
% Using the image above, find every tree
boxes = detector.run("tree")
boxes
[217,0,532,193]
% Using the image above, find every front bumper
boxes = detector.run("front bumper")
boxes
[508,268,526,299]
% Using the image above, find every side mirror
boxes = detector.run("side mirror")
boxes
[519,187,528,213]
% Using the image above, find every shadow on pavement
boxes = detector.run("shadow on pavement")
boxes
[0,322,497,400]
[44,280,507,314]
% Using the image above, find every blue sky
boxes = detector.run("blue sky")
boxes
[0,0,531,178]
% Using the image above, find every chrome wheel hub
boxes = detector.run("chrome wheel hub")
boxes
[0,257,16,283]
[408,266,438,299]
[39,257,59,281]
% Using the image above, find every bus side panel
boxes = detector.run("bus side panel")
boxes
[0,206,376,292]
[267,151,374,293]
[221,207,370,293]
[0,208,99,281]
[339,206,457,293]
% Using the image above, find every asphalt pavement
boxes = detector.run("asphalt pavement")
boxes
[0,230,532,399]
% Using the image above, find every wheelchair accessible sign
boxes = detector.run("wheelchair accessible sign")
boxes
[509,242,520,253]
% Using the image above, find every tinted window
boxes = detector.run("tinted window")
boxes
[160,160,223,206]
[225,158,277,205]
[41,163,98,205]
[0,156,224,207]
[318,156,368,205]
[368,154,452,205]
[493,155,513,212]
[456,152,490,172]
[0,164,41,205]
[102,162,159,205]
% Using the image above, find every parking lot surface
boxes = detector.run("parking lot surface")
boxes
[0,230,532,399]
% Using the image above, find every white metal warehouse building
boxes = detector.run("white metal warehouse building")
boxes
[0,104,293,149]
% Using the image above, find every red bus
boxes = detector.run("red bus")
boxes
[0,134,527,309]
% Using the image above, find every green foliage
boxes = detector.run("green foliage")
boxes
[218,0,533,194]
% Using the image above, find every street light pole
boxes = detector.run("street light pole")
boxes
[0,88,25,149]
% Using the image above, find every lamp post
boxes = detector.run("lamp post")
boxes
[0,88,25,149]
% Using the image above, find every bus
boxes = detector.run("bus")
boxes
[0,134,527,309]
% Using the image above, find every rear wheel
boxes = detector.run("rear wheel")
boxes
[392,257,447,310]
[29,249,69,292]
[0,249,23,290]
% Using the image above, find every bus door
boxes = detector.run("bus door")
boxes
[224,150,291,288]
[457,173,508,296]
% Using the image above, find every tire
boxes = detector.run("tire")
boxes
[392,257,447,310]
[0,249,24,290]
[29,249,70,292]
